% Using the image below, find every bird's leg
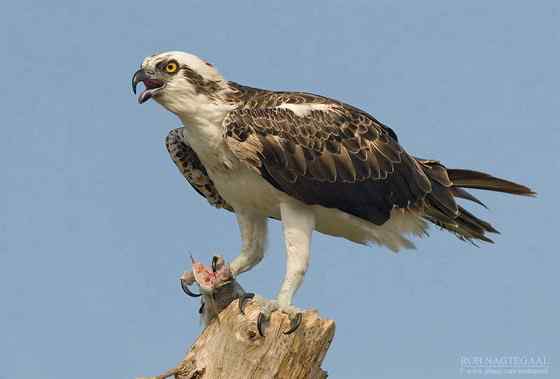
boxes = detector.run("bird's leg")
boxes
[227,211,267,314]
[256,201,315,336]
[180,211,265,304]
[229,211,268,277]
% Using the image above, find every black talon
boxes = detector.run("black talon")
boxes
[180,279,201,297]
[211,256,218,272]
[284,312,303,335]
[198,302,205,314]
[257,312,267,337]
[238,293,255,315]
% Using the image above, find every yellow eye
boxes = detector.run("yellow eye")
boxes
[165,62,178,73]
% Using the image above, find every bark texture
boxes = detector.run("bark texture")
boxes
[140,297,335,379]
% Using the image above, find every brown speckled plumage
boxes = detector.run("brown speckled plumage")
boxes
[223,88,432,226]
[166,128,232,211]
[181,65,222,99]
[166,82,534,243]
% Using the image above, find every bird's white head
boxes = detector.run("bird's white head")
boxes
[132,51,229,117]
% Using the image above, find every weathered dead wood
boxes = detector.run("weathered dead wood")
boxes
[140,297,335,379]
[139,256,335,379]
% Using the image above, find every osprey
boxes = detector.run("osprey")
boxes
[132,51,534,334]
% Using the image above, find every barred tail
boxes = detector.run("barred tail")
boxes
[417,160,535,243]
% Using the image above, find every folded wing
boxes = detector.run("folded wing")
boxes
[223,104,432,225]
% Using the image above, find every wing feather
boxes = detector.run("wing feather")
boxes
[223,103,432,225]
[166,128,232,211]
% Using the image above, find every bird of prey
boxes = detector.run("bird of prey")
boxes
[132,51,534,335]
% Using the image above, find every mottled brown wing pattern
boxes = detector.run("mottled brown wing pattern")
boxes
[226,82,337,109]
[166,128,232,211]
[223,104,432,225]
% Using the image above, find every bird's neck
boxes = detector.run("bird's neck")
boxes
[176,97,234,128]
[170,82,258,168]
[174,96,237,171]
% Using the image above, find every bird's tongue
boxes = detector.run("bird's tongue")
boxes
[144,78,163,89]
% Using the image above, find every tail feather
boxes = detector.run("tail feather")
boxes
[417,159,535,244]
[450,187,487,209]
[446,169,536,196]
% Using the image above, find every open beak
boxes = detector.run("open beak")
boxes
[131,69,165,104]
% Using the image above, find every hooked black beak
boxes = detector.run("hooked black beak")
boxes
[131,69,147,95]
[131,69,165,104]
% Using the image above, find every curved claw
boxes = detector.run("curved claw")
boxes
[180,279,201,297]
[198,302,205,314]
[238,293,255,315]
[212,256,218,273]
[257,312,267,337]
[283,312,303,335]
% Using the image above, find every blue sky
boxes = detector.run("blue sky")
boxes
[1,1,558,378]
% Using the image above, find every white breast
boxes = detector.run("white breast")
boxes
[180,112,286,217]
[209,166,284,218]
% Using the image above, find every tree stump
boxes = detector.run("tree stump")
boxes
[141,298,335,379]
[139,256,335,379]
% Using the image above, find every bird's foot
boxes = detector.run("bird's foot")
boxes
[241,297,302,337]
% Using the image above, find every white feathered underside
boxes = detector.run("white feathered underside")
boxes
[204,161,427,252]
[312,205,428,251]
